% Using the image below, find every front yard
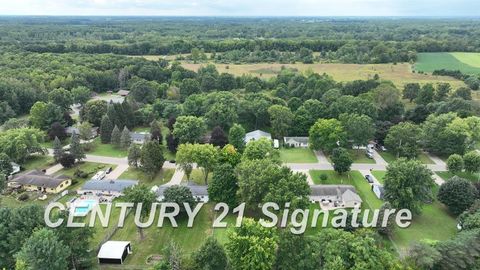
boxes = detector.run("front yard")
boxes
[436,171,480,183]
[119,167,175,187]
[279,148,318,163]
[378,151,435,164]
[86,138,128,158]
[325,149,376,164]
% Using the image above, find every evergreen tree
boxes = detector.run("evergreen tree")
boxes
[140,141,165,177]
[209,126,228,147]
[69,132,85,162]
[376,202,395,236]
[111,125,121,148]
[128,144,141,168]
[99,115,113,143]
[150,120,163,143]
[120,126,131,149]
[228,123,246,152]
[52,136,64,163]
[166,133,179,153]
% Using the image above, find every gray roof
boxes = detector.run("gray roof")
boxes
[66,126,99,135]
[284,137,309,144]
[244,130,271,142]
[117,90,130,96]
[156,183,208,198]
[9,170,69,188]
[80,179,138,192]
[130,132,150,141]
[310,185,362,203]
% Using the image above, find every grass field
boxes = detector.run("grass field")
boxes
[378,151,435,165]
[279,148,318,163]
[87,138,128,158]
[21,154,54,171]
[119,168,175,186]
[415,52,480,75]
[182,169,211,185]
[180,62,464,89]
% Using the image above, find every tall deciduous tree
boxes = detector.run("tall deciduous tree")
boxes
[176,144,195,180]
[228,124,246,152]
[162,185,196,213]
[52,136,64,163]
[0,128,45,163]
[383,159,435,214]
[340,113,375,148]
[192,237,228,270]
[140,141,165,177]
[331,147,353,174]
[150,120,163,143]
[71,86,91,105]
[268,105,293,139]
[208,163,238,207]
[384,122,422,159]
[78,121,93,141]
[243,137,280,163]
[173,116,207,144]
[209,126,228,148]
[123,185,157,239]
[309,118,346,153]
[127,144,141,168]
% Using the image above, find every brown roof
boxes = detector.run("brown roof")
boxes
[9,170,69,188]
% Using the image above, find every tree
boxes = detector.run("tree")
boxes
[209,126,228,148]
[176,144,195,180]
[173,116,207,144]
[48,122,67,141]
[0,101,15,125]
[192,237,228,270]
[166,133,179,153]
[15,228,70,270]
[403,83,420,102]
[120,126,131,149]
[243,137,280,163]
[78,121,93,141]
[127,144,141,168]
[123,185,157,239]
[384,122,422,159]
[434,228,480,270]
[0,153,12,176]
[406,242,442,270]
[99,115,114,144]
[71,86,91,105]
[140,141,165,177]
[52,137,64,163]
[110,125,121,148]
[59,153,75,168]
[150,120,163,143]
[228,124,246,152]
[340,113,375,147]
[130,79,157,103]
[162,185,196,213]
[218,144,241,167]
[48,88,73,109]
[274,229,321,270]
[436,83,451,101]
[463,151,480,173]
[438,176,478,215]
[309,118,346,153]
[376,202,395,236]
[179,78,200,99]
[191,144,218,185]
[383,159,435,214]
[0,128,45,163]
[29,102,63,130]
[81,100,108,126]
[208,163,238,207]
[268,105,293,138]
[447,154,464,173]
[415,83,435,105]
[331,147,353,174]
[453,87,472,100]
[226,218,277,270]
[69,132,85,162]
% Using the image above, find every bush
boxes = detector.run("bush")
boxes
[320,173,328,181]
[59,153,76,168]
[446,154,464,173]
[18,193,29,201]
[438,176,479,215]
[463,151,480,173]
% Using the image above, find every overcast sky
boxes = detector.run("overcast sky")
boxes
[0,0,479,16]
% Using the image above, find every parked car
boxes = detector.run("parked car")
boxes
[106,167,113,174]
[365,152,374,159]
[365,175,374,183]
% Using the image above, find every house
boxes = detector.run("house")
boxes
[65,126,99,139]
[8,170,71,194]
[130,132,150,144]
[244,130,272,143]
[310,185,362,209]
[372,184,385,200]
[156,183,209,203]
[117,90,130,97]
[284,137,309,148]
[97,241,132,264]
[77,179,138,198]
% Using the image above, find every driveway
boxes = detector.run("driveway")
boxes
[163,169,185,186]
[358,169,381,185]
[314,150,330,164]
[105,164,129,180]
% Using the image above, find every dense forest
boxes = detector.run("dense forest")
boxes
[1,17,480,63]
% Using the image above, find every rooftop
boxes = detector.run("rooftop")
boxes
[80,179,138,192]
[98,241,131,259]
[9,170,69,188]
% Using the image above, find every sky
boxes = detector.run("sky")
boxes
[0,0,479,17]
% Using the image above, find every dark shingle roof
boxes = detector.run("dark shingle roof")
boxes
[9,170,69,188]
[80,179,138,192]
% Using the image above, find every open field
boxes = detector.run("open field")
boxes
[279,148,318,163]
[415,52,480,74]
[179,62,464,88]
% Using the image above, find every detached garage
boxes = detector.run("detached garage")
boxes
[97,241,132,264]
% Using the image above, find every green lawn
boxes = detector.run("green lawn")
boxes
[415,52,480,74]
[378,151,434,164]
[56,162,114,191]
[325,149,375,164]
[436,171,480,183]
[21,155,54,171]
[371,171,386,184]
[119,168,175,187]
[183,169,211,185]
[86,138,128,158]
[279,148,318,163]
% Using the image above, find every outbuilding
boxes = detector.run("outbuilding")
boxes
[97,241,132,264]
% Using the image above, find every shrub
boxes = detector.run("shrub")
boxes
[18,193,29,201]
[320,173,328,181]
[438,176,478,215]
[446,154,464,173]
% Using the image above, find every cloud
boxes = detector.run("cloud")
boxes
[0,0,479,16]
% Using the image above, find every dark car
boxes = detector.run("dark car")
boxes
[106,167,113,174]
[365,175,374,183]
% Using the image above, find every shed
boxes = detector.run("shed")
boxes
[97,241,132,264]
[117,90,130,97]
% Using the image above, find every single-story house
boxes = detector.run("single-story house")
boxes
[117,90,130,97]
[284,137,309,148]
[244,130,272,143]
[8,170,71,194]
[98,241,132,264]
[130,132,150,144]
[310,185,362,209]
[372,184,385,200]
[65,126,99,139]
[156,183,209,203]
[77,179,138,198]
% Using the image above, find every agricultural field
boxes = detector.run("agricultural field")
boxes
[415,52,480,74]
[179,62,465,89]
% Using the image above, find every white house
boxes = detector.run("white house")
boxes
[284,137,309,148]
[244,130,272,143]
[372,184,385,200]
[98,241,132,264]
[310,185,362,209]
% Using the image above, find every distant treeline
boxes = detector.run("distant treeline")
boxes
[433,69,480,90]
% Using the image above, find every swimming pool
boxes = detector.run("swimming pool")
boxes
[72,199,98,216]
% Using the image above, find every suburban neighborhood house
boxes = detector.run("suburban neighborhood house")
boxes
[284,137,309,148]
[130,132,150,144]
[8,170,71,194]
[117,89,130,97]
[156,183,209,203]
[77,179,138,200]
[97,241,132,264]
[310,185,363,209]
[244,130,272,143]
[65,126,99,139]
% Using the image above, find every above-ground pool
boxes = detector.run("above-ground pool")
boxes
[72,199,98,217]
